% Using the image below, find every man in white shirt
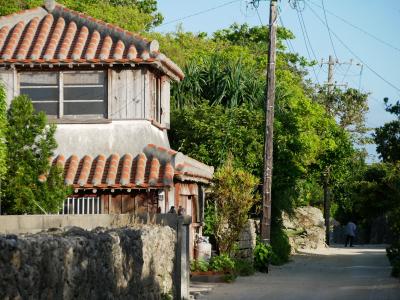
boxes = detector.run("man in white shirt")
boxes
[345,221,357,247]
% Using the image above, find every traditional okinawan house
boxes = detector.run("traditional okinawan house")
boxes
[0,0,213,253]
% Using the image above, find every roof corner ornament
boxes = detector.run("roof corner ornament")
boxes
[149,40,159,53]
[44,0,56,12]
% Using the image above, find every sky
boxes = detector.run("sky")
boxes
[154,0,400,162]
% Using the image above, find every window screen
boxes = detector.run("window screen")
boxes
[63,71,106,116]
[20,72,59,116]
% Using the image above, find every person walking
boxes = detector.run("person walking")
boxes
[345,220,356,247]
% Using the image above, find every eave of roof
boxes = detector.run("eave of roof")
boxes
[0,1,184,81]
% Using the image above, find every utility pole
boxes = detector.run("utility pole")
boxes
[321,55,359,245]
[327,55,335,94]
[261,0,278,243]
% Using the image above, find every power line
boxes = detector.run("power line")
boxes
[277,7,296,53]
[306,2,400,93]
[307,0,400,55]
[295,6,319,83]
[340,63,351,85]
[156,0,242,28]
[298,8,318,61]
[321,0,338,59]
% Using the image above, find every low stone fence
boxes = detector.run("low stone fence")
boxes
[235,219,259,262]
[0,213,191,299]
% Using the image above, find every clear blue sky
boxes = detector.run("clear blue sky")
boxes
[155,0,400,162]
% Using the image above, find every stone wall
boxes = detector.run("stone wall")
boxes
[0,225,176,300]
[282,206,326,253]
[235,219,259,262]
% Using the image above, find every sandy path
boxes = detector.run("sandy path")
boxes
[204,245,400,300]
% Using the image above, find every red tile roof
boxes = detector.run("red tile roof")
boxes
[52,145,214,189]
[0,2,184,80]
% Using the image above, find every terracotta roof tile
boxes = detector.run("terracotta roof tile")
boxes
[0,26,10,53]
[0,3,184,80]
[65,154,79,185]
[92,154,106,186]
[43,17,65,60]
[85,30,100,60]
[77,155,92,187]
[30,14,53,60]
[16,18,39,59]
[72,26,88,60]
[58,21,77,59]
[2,21,24,59]
[135,153,147,186]
[51,144,213,189]
[120,154,133,186]
[99,35,112,60]
[148,157,160,186]
[106,153,119,186]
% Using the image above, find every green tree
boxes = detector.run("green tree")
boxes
[211,155,259,255]
[374,99,400,163]
[2,95,69,214]
[0,0,161,32]
[170,102,264,176]
[314,87,370,144]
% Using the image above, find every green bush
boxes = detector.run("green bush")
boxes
[270,225,291,265]
[209,254,235,273]
[190,259,209,272]
[254,240,272,272]
[234,259,255,276]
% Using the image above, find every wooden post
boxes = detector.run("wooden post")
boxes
[262,0,278,243]
[323,168,330,245]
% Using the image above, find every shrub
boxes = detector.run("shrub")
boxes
[234,259,255,276]
[209,254,235,273]
[254,240,272,272]
[211,155,260,255]
[190,259,209,272]
[270,225,291,265]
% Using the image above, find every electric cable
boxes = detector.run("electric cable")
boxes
[307,0,400,55]
[306,2,400,93]
[321,0,338,59]
[156,0,242,28]
[295,7,319,83]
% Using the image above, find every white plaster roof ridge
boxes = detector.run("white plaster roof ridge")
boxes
[0,7,47,28]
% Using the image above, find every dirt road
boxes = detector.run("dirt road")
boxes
[205,245,400,300]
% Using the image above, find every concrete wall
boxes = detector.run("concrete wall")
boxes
[54,120,169,158]
[0,213,191,299]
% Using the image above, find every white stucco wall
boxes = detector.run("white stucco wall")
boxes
[54,120,170,157]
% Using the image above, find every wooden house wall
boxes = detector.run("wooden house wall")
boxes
[99,190,159,214]
[0,69,17,106]
[108,68,145,120]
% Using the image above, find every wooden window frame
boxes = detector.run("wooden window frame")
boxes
[151,73,162,124]
[18,70,108,120]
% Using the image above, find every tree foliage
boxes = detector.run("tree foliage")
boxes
[314,87,370,144]
[374,98,400,163]
[2,95,70,214]
[211,156,259,255]
[0,0,161,32]
[170,103,264,176]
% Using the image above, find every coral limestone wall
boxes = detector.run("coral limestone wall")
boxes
[0,225,175,300]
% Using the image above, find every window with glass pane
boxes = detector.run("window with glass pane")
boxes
[19,72,59,116]
[63,71,106,116]
[152,75,162,123]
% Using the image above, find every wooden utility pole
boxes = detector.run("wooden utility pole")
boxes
[322,55,336,245]
[261,0,278,243]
